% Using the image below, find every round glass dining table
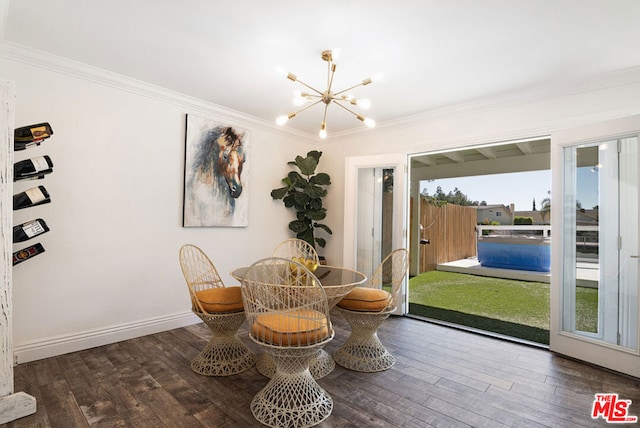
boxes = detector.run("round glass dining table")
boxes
[232,265,366,307]
[231,264,367,379]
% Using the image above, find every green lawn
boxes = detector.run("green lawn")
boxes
[409,270,598,345]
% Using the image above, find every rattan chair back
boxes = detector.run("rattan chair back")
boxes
[273,238,319,266]
[367,248,409,312]
[241,257,332,347]
[179,244,226,314]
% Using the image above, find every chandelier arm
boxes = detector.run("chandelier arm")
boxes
[321,103,329,124]
[291,78,323,96]
[332,100,361,118]
[286,99,324,118]
[326,60,331,89]
[333,80,370,97]
[326,63,337,94]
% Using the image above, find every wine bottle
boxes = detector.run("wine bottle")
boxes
[14,122,53,151]
[13,219,50,243]
[13,243,45,266]
[13,186,51,210]
[14,155,54,181]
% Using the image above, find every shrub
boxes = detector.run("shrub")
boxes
[514,216,534,225]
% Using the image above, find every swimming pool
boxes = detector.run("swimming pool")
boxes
[477,236,551,272]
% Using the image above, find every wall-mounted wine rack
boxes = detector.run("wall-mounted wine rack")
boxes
[12,122,54,266]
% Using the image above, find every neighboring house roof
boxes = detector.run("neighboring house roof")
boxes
[473,204,510,211]
[576,209,599,225]
[514,209,599,225]
[473,204,513,224]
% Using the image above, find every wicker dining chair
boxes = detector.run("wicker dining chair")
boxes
[252,238,322,378]
[273,238,319,270]
[242,257,334,428]
[178,244,255,376]
[333,248,409,372]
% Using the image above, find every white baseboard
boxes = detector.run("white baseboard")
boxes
[13,311,200,364]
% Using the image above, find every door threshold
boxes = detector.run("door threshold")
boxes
[404,314,550,350]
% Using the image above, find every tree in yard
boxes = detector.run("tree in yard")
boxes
[422,186,483,206]
[540,192,583,223]
[540,192,551,222]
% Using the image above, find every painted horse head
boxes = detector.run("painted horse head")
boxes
[214,127,245,198]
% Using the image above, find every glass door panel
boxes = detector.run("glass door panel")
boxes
[356,168,394,279]
[343,154,406,313]
[551,116,640,378]
[356,167,383,279]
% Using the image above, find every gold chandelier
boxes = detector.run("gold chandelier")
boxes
[276,49,377,139]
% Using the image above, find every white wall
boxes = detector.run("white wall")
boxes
[0,45,315,362]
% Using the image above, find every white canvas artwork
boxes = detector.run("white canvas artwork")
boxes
[183,114,249,227]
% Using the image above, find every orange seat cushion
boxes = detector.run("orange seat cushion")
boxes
[194,286,244,313]
[337,287,391,312]
[252,309,329,346]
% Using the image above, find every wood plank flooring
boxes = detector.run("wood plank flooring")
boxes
[4,314,640,427]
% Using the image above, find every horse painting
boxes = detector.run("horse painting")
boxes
[183,115,249,227]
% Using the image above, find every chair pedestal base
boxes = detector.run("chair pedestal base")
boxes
[251,347,333,428]
[191,334,256,376]
[255,352,276,378]
[256,348,335,380]
[192,311,256,376]
[333,309,394,372]
[309,349,335,379]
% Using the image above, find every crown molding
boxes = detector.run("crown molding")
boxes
[0,41,314,142]
[330,65,640,144]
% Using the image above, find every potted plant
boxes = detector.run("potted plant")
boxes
[270,150,333,250]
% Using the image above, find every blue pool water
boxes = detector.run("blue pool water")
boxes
[477,237,551,272]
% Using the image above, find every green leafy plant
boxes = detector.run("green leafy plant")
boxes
[270,150,333,248]
[514,216,534,225]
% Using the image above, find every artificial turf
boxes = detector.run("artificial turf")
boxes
[409,270,598,345]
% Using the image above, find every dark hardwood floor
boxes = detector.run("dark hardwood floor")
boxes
[4,314,640,427]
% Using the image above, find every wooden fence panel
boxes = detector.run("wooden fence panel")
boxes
[419,201,477,272]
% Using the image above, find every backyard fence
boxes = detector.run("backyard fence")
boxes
[419,201,477,272]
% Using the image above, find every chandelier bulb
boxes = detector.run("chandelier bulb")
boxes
[356,98,371,109]
[331,48,341,62]
[364,117,376,128]
[293,95,306,107]
[276,115,289,126]
[319,122,327,139]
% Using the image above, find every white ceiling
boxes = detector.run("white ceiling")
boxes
[2,0,640,138]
